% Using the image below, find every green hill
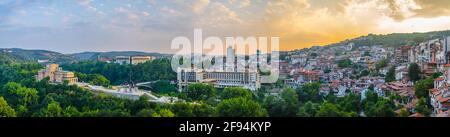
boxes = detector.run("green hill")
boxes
[0,48,76,64]
[69,51,171,61]
[326,30,450,48]
[0,52,25,64]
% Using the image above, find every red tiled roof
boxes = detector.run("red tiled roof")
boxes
[444,64,450,67]
[435,77,445,81]
[391,82,405,87]
[438,97,450,103]
[388,85,403,91]
[429,88,441,96]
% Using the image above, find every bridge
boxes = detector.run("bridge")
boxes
[135,81,158,88]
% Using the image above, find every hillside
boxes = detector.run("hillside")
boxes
[325,30,450,48]
[69,51,171,61]
[0,52,25,64]
[0,48,76,63]
[0,48,172,63]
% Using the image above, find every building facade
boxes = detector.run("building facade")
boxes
[177,46,262,91]
[177,68,261,91]
[36,64,78,85]
[114,56,154,65]
[131,56,154,65]
[115,56,131,65]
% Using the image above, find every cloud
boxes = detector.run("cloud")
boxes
[307,0,350,13]
[169,0,210,13]
[195,2,241,27]
[2,0,450,53]
[378,0,450,21]
[0,1,33,18]
[154,1,240,28]
[77,0,105,16]
[260,0,416,50]
[146,0,157,5]
[229,0,251,8]
[112,6,143,26]
[142,11,150,16]
[378,0,420,21]
[77,0,92,6]
[412,0,450,18]
[160,6,183,17]
[192,0,210,13]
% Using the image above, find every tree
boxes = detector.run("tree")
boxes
[191,103,217,117]
[408,63,421,82]
[385,66,396,82]
[217,97,267,117]
[398,108,409,117]
[221,87,253,100]
[263,88,300,117]
[1,82,39,108]
[415,98,431,117]
[368,84,375,91]
[62,59,176,85]
[297,101,319,117]
[413,35,426,44]
[362,90,396,117]
[364,99,395,117]
[89,74,110,87]
[316,103,341,117]
[186,83,216,101]
[363,51,371,57]
[359,69,370,77]
[0,60,172,118]
[414,78,434,98]
[263,95,284,117]
[154,109,175,117]
[432,72,443,78]
[375,58,388,70]
[338,92,361,112]
[280,88,299,116]
[63,106,80,117]
[136,109,155,117]
[296,82,321,103]
[338,59,352,68]
[76,72,110,87]
[315,102,355,117]
[172,102,216,117]
[16,105,28,117]
[363,90,379,104]
[171,102,194,117]
[152,80,177,93]
[0,97,16,117]
[39,101,63,117]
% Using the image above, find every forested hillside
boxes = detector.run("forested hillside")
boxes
[61,58,176,85]
[327,30,450,48]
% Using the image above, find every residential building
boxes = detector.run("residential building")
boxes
[395,46,411,64]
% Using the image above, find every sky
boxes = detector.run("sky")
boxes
[0,0,450,54]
